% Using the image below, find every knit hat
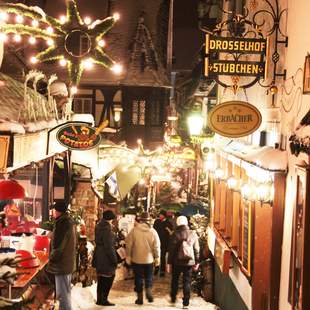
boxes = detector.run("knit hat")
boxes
[159,209,167,216]
[176,215,188,226]
[139,212,151,222]
[102,210,116,221]
[51,201,68,213]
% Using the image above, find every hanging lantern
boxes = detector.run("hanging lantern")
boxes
[0,179,26,200]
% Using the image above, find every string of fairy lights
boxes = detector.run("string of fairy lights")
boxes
[0,0,123,94]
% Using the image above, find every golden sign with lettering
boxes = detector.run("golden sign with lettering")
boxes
[205,34,267,79]
[208,101,262,138]
[0,136,10,172]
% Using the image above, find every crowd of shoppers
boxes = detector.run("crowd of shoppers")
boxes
[49,207,200,309]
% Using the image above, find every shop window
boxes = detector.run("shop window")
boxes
[132,100,146,125]
[150,100,161,125]
[240,199,254,276]
[288,166,310,308]
[2,166,44,224]
[73,98,92,114]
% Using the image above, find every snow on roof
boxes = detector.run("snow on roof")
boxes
[0,73,58,133]
[219,139,288,171]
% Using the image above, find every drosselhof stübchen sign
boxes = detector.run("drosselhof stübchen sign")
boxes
[208,101,262,138]
[56,122,101,150]
[205,35,267,78]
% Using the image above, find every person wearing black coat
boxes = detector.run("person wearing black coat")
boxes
[154,210,174,277]
[47,202,76,310]
[92,210,118,306]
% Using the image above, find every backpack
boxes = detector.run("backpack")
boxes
[177,234,195,262]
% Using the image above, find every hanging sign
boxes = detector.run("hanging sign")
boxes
[205,34,267,83]
[205,59,265,77]
[56,122,101,150]
[208,101,262,138]
[206,35,267,54]
[0,136,10,172]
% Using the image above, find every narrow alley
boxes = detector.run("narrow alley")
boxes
[70,275,218,310]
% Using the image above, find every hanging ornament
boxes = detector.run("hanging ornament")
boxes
[0,0,122,88]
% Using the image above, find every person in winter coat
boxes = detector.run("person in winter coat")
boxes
[167,215,200,309]
[125,212,160,305]
[92,210,118,306]
[153,209,173,277]
[47,202,76,310]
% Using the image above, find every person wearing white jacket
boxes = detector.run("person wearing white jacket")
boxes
[125,212,161,305]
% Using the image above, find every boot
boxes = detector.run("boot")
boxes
[135,292,143,305]
[146,288,154,303]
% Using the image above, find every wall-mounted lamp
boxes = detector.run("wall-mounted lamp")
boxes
[214,167,224,179]
[113,105,123,122]
[241,183,252,200]
[255,182,274,204]
[227,176,238,190]
[187,106,204,136]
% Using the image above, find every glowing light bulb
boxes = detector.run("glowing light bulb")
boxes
[0,12,8,21]
[30,56,38,64]
[15,15,23,23]
[32,20,39,27]
[241,183,252,199]
[13,34,21,42]
[29,37,36,44]
[82,58,93,70]
[47,38,54,46]
[227,176,238,190]
[70,86,78,95]
[215,168,224,179]
[46,26,54,34]
[113,12,120,21]
[137,139,142,144]
[97,39,105,47]
[59,58,67,67]
[59,15,66,24]
[256,183,270,202]
[84,16,91,25]
[111,63,122,74]
[0,33,7,42]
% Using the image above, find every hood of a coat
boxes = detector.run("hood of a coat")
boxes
[136,222,151,232]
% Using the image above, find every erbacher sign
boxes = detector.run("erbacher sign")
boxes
[56,122,101,150]
[208,101,262,138]
[205,34,267,79]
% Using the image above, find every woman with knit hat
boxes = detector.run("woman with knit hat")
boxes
[92,210,118,306]
[167,215,200,309]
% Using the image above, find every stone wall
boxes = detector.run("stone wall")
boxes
[71,180,98,241]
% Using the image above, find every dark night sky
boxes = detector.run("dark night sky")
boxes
[173,0,204,71]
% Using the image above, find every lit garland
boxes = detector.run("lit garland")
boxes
[0,0,122,90]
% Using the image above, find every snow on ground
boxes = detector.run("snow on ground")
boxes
[71,275,218,310]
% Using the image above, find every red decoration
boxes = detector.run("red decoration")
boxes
[0,180,26,200]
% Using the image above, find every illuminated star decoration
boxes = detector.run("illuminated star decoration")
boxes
[0,0,122,91]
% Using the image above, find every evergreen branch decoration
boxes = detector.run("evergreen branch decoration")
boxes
[36,46,63,62]
[66,0,83,26]
[0,24,56,40]
[89,17,115,37]
[93,47,114,68]
[0,3,44,20]
[0,0,121,88]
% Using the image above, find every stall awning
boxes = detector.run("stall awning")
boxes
[219,139,288,172]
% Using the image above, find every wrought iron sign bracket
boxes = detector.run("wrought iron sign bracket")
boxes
[202,0,288,93]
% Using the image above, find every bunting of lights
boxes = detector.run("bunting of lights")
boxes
[0,0,122,91]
